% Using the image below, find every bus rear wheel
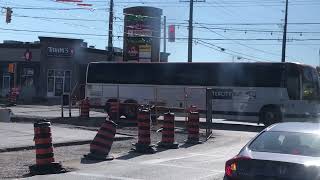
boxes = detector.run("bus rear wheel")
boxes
[259,106,282,127]
[105,99,120,121]
[122,100,138,120]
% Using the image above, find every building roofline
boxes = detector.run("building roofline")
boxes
[0,43,41,49]
[38,36,83,42]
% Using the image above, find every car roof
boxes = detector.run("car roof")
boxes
[267,122,320,134]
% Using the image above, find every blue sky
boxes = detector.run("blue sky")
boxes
[0,0,319,66]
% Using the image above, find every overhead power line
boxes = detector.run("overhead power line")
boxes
[13,14,107,22]
[195,23,293,59]
[196,40,271,62]
[1,27,320,41]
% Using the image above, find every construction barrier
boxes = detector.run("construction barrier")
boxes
[132,109,155,153]
[29,120,63,175]
[80,98,90,118]
[157,112,179,149]
[185,111,201,144]
[84,120,117,161]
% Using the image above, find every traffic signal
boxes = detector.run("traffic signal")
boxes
[168,25,175,42]
[8,63,15,73]
[5,7,12,23]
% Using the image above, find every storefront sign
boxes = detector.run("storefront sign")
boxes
[47,47,74,57]
[127,45,139,61]
[139,45,151,62]
[128,29,152,37]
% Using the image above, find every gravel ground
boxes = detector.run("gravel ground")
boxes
[0,124,207,179]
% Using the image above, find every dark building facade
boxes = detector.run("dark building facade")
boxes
[0,37,122,104]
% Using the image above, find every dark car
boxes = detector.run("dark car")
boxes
[224,122,320,180]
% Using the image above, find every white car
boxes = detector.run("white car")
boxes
[224,122,320,180]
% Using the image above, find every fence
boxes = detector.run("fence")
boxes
[88,85,213,140]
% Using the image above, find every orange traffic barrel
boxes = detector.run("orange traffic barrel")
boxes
[157,112,179,149]
[84,120,117,160]
[185,111,202,144]
[80,98,90,118]
[29,120,64,175]
[132,109,155,153]
[109,101,120,121]
[7,88,17,106]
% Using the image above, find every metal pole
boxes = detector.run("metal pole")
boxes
[188,0,194,63]
[69,93,71,117]
[61,95,64,118]
[107,0,114,61]
[163,16,167,53]
[281,0,289,62]
[14,63,17,88]
[117,84,120,121]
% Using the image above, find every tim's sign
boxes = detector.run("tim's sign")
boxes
[212,89,233,99]
[47,47,74,57]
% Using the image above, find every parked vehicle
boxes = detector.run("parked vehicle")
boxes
[224,122,320,180]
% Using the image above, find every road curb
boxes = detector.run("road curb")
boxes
[0,136,133,153]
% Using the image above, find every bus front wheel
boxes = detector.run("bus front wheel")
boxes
[259,106,282,127]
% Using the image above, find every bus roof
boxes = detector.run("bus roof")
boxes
[88,61,312,67]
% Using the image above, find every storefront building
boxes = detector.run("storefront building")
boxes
[0,37,122,104]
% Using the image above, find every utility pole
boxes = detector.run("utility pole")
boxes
[107,0,114,61]
[163,16,167,53]
[188,0,194,63]
[281,0,289,62]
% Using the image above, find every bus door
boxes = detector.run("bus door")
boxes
[185,87,206,111]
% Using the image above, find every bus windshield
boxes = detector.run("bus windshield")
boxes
[302,66,320,100]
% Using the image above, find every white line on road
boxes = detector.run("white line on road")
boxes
[198,172,225,180]
[140,153,199,164]
[69,172,143,180]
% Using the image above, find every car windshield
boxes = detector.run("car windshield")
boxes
[249,131,320,157]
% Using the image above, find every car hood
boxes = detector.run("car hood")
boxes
[241,149,320,166]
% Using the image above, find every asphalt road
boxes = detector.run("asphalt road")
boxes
[24,129,257,180]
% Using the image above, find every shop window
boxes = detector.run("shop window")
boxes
[47,69,71,96]
[21,68,34,87]
[47,77,54,93]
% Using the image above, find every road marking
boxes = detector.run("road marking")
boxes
[198,172,224,180]
[141,153,199,164]
[156,163,224,173]
[69,172,143,180]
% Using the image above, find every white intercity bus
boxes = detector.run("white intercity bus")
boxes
[86,62,320,126]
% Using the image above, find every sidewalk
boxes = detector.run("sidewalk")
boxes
[0,122,132,152]
[8,105,106,119]
[4,105,264,133]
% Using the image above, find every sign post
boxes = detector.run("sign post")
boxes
[206,88,213,140]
